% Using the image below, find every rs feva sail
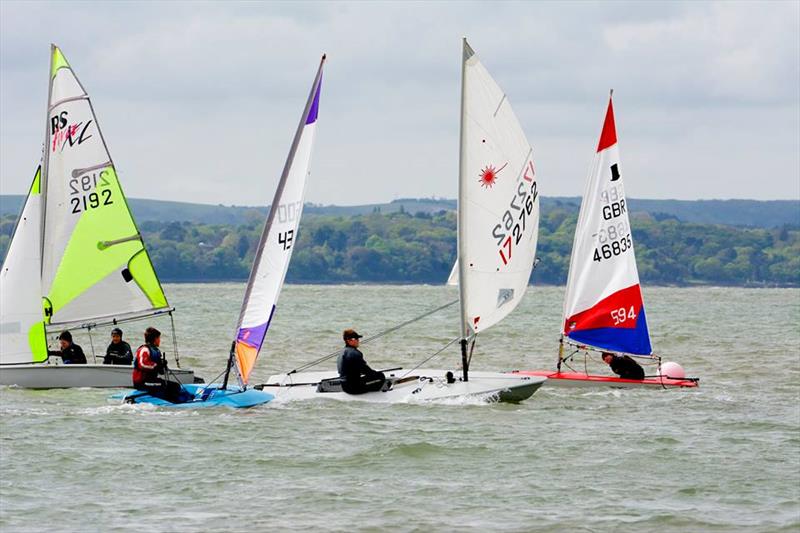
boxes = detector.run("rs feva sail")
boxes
[41,44,168,326]
[0,168,47,364]
[457,39,540,338]
[562,94,651,355]
[233,55,325,385]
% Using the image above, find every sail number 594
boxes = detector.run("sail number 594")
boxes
[610,306,637,325]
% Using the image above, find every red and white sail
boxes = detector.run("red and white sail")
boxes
[562,94,651,355]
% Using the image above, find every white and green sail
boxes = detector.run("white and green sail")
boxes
[0,44,168,365]
[41,44,167,325]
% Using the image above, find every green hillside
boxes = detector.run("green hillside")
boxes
[3,207,796,287]
[1,195,798,228]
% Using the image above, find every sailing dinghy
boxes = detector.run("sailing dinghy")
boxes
[121,55,328,408]
[0,45,197,389]
[514,93,697,389]
[257,39,546,403]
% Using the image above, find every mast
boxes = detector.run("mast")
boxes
[457,37,471,382]
[40,44,56,280]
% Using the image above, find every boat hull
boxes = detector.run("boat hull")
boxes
[0,364,198,389]
[260,368,546,403]
[113,384,273,408]
[512,370,698,389]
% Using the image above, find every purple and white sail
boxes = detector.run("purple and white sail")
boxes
[233,55,325,385]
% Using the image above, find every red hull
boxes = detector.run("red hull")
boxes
[512,370,699,389]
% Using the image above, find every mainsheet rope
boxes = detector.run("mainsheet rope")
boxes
[400,336,460,378]
[287,299,459,375]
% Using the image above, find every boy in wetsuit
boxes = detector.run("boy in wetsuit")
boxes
[104,328,133,365]
[50,330,87,364]
[133,327,191,403]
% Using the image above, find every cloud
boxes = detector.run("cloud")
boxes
[1,0,798,205]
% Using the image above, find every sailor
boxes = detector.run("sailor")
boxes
[337,329,387,394]
[103,327,133,365]
[50,330,87,364]
[133,327,191,403]
[601,352,645,380]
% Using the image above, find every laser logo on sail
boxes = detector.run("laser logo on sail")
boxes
[478,162,506,188]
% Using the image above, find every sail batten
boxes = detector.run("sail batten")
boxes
[562,95,651,355]
[457,39,540,339]
[233,55,326,385]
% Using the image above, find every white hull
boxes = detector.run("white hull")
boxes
[259,368,546,403]
[0,364,197,389]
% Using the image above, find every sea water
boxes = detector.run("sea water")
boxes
[1,284,798,532]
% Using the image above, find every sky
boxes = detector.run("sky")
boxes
[1,1,798,206]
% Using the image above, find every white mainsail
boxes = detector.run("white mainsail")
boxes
[561,93,651,355]
[232,55,325,385]
[457,39,540,339]
[0,169,46,364]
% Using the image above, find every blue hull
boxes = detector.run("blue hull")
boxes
[112,384,273,408]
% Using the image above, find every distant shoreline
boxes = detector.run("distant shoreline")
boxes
[160,279,799,289]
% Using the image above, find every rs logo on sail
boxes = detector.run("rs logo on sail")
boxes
[50,111,93,152]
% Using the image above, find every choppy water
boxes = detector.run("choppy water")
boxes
[1,284,798,532]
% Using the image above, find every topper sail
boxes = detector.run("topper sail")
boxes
[561,94,651,355]
[514,93,697,388]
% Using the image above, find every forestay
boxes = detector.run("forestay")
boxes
[0,169,46,364]
[457,39,540,338]
[562,94,651,355]
[41,45,168,326]
[233,56,325,385]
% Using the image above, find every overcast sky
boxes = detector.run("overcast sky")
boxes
[1,1,798,206]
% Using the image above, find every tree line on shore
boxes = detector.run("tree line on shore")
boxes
[1,207,797,286]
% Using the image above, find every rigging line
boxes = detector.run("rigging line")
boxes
[564,339,658,362]
[288,299,459,374]
[202,367,229,388]
[467,336,476,368]
[87,325,97,363]
[401,336,460,378]
[169,311,180,369]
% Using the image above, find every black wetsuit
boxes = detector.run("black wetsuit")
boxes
[103,340,133,365]
[609,354,645,380]
[337,346,386,394]
[51,343,87,364]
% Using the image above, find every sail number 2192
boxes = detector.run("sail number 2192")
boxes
[69,171,114,214]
